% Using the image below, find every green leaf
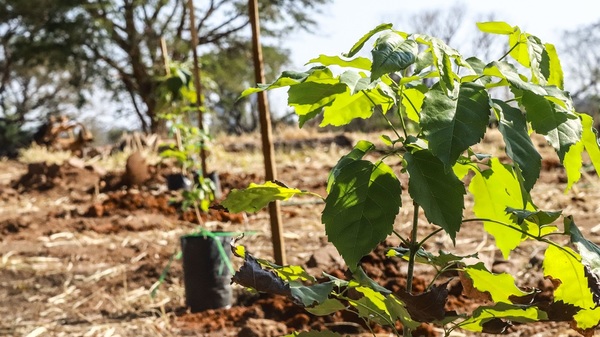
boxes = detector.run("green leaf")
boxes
[352,265,392,294]
[526,35,549,85]
[290,282,335,307]
[581,114,600,174]
[320,88,392,127]
[565,216,600,279]
[459,302,546,332]
[239,69,312,98]
[468,158,529,258]
[421,83,490,169]
[221,181,305,213]
[344,23,393,58]
[388,247,477,269]
[494,100,541,191]
[305,298,347,316]
[307,54,372,70]
[404,149,465,240]
[520,90,582,161]
[545,43,564,89]
[476,21,514,35]
[322,160,401,267]
[544,245,595,310]
[505,208,561,237]
[483,61,546,95]
[509,28,530,68]
[401,86,426,122]
[327,140,375,193]
[370,32,418,81]
[288,69,347,116]
[350,286,393,325]
[339,71,369,94]
[429,37,458,91]
[563,139,584,192]
[463,263,531,304]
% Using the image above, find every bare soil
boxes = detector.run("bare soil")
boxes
[1,129,599,337]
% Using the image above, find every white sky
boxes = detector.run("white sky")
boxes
[284,0,600,68]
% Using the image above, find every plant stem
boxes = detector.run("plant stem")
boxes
[406,201,420,293]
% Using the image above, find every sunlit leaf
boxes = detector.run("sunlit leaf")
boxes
[222,181,306,213]
[401,86,426,122]
[463,263,531,304]
[288,69,347,116]
[307,54,372,70]
[320,88,392,127]
[476,21,514,35]
[494,100,541,191]
[459,302,546,332]
[404,149,465,240]
[322,159,401,267]
[468,158,529,258]
[544,245,595,310]
[350,286,393,325]
[526,35,549,85]
[421,83,490,169]
[370,32,418,81]
[344,23,393,58]
[327,140,375,193]
[563,140,584,192]
[545,43,564,89]
[240,69,312,97]
[565,216,600,280]
[508,28,530,68]
[580,114,600,174]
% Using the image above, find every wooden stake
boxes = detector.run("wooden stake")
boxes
[248,0,286,265]
[187,0,208,177]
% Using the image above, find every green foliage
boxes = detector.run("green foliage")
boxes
[222,21,600,336]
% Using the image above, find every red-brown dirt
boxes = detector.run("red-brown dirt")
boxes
[1,129,598,337]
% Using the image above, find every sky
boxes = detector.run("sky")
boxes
[284,0,600,69]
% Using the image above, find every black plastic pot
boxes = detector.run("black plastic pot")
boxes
[166,173,192,191]
[180,233,232,312]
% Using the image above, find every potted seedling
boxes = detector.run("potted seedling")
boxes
[222,22,600,336]
[154,62,233,312]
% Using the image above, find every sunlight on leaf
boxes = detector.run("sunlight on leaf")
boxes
[307,54,372,70]
[463,263,531,304]
[221,181,306,213]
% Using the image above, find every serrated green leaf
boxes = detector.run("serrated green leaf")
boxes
[305,298,347,316]
[483,61,547,96]
[573,307,600,331]
[320,88,392,127]
[545,43,564,89]
[459,302,546,332]
[307,54,372,70]
[352,265,392,294]
[430,38,457,91]
[526,35,549,85]
[463,263,531,304]
[401,86,426,122]
[344,23,393,58]
[468,158,529,258]
[340,71,370,94]
[564,139,584,192]
[298,108,322,128]
[221,181,305,213]
[288,69,347,116]
[239,69,312,98]
[350,286,393,325]
[421,83,490,169]
[520,90,582,161]
[404,149,465,240]
[494,100,541,191]
[388,247,477,268]
[544,245,595,310]
[566,216,600,278]
[327,140,375,193]
[581,114,600,173]
[505,207,561,238]
[290,282,335,307]
[476,21,515,35]
[370,33,418,81]
[322,160,401,267]
[509,28,530,68]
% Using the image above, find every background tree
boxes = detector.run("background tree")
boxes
[0,0,330,135]
[561,20,600,128]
